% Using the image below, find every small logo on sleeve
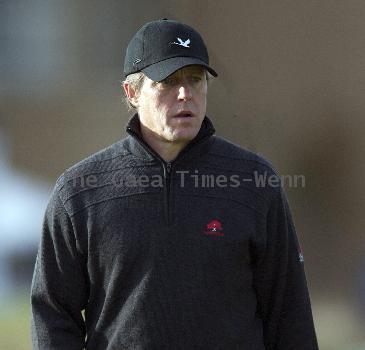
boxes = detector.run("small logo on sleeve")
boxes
[204,220,224,237]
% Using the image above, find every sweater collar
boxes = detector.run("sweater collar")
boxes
[125,113,215,162]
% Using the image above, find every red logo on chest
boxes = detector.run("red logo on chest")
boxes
[204,220,224,236]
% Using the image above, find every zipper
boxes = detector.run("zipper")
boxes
[127,125,213,225]
[127,127,174,225]
[164,162,172,225]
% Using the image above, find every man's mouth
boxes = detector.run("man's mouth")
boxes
[173,111,194,118]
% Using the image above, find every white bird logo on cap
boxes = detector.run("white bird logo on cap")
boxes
[172,38,191,48]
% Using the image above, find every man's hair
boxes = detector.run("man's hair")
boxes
[122,72,146,110]
[122,69,213,111]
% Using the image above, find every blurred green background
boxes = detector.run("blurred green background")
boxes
[1,0,365,349]
[0,293,30,350]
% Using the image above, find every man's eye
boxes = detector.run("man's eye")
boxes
[189,76,202,83]
[161,78,175,86]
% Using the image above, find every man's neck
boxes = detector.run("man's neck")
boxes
[140,125,188,163]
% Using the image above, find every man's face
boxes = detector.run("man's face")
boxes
[135,65,208,145]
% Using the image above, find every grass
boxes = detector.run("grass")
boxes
[0,292,32,350]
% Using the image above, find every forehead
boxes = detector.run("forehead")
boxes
[167,65,206,78]
[141,65,207,89]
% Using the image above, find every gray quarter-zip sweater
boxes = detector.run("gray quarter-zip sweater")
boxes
[31,114,319,349]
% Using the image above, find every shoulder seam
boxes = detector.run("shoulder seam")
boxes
[207,151,276,171]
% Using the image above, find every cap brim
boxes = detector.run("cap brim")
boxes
[141,56,218,82]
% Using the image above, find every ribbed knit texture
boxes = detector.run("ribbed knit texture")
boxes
[31,114,319,349]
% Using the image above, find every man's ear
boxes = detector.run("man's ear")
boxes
[123,82,139,107]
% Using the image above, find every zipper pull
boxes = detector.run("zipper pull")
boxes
[166,162,172,173]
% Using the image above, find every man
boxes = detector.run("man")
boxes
[31,19,319,349]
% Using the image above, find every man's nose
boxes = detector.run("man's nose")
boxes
[177,84,192,101]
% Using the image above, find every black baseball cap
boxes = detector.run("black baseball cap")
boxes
[123,19,218,82]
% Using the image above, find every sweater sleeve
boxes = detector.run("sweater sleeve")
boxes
[253,187,319,350]
[31,184,88,349]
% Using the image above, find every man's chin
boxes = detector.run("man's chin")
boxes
[168,129,199,144]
